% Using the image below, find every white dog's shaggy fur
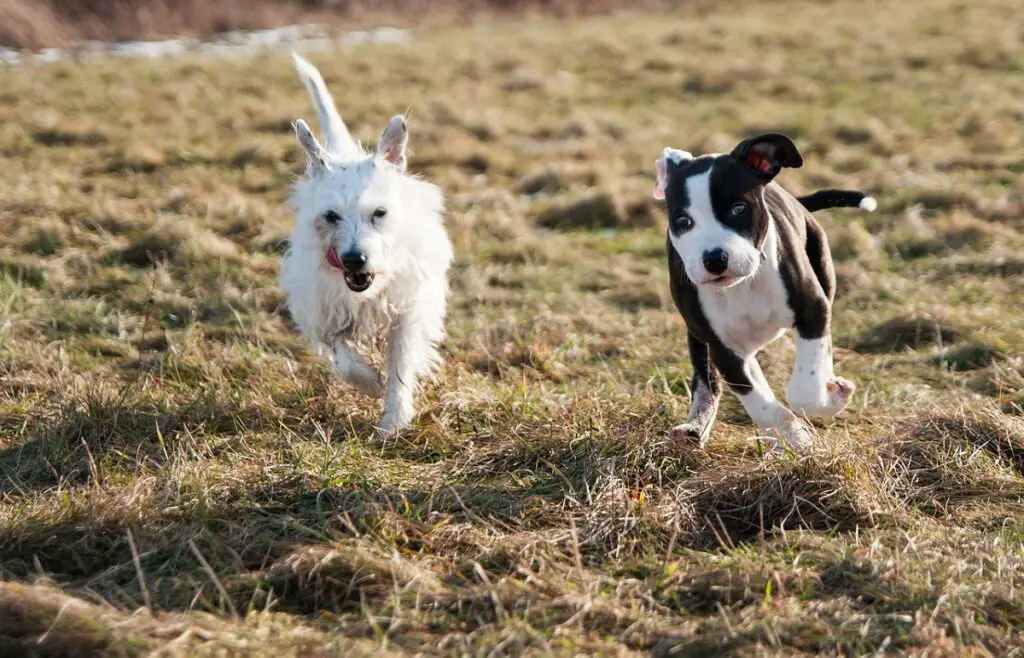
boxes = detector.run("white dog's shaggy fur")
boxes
[280,54,452,434]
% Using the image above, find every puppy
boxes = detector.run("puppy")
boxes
[653,133,875,451]
[281,55,452,435]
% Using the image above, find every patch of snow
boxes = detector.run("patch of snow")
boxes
[0,25,410,68]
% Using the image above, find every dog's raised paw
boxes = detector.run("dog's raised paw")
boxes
[789,376,855,420]
[823,377,855,415]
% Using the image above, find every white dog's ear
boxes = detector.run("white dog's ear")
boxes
[294,119,328,175]
[375,115,408,170]
[654,147,692,200]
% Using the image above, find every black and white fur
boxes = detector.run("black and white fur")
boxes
[653,134,875,451]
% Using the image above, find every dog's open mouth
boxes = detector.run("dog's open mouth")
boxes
[708,274,741,287]
[344,270,374,292]
[326,246,375,293]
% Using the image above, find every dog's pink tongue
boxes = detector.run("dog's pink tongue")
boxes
[326,246,344,270]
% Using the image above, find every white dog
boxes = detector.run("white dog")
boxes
[281,54,452,435]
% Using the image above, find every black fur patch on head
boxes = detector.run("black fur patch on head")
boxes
[661,156,712,235]
[660,154,768,247]
[707,157,764,241]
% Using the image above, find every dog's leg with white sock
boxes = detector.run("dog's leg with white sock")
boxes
[668,333,721,446]
[332,340,384,397]
[787,334,855,419]
[736,357,813,453]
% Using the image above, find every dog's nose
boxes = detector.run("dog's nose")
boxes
[702,248,729,275]
[340,251,368,272]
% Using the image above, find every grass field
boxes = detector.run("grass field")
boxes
[2,0,1024,654]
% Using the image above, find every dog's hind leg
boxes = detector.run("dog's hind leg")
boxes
[333,340,384,397]
[668,333,721,446]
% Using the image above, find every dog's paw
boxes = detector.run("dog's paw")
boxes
[379,402,415,436]
[377,415,411,436]
[789,377,855,420]
[761,418,814,454]
[823,377,855,415]
[667,422,708,446]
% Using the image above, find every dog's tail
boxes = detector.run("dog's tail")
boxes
[292,53,360,158]
[798,189,877,213]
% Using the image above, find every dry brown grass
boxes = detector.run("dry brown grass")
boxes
[2,0,1024,654]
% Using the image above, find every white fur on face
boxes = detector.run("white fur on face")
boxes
[667,166,761,287]
[297,160,405,294]
[284,150,448,318]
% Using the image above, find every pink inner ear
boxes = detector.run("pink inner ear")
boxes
[379,141,405,166]
[654,158,667,200]
[747,153,774,174]
[653,179,665,200]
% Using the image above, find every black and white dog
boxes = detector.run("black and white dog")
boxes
[653,133,875,451]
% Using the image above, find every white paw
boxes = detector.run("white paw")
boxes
[789,377,855,419]
[378,404,415,436]
[760,418,814,453]
[667,422,709,446]
[822,377,855,417]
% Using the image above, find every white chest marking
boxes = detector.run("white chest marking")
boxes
[697,224,794,358]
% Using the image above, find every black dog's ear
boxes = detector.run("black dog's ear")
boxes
[731,133,803,182]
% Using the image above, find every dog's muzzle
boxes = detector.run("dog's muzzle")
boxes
[326,246,375,293]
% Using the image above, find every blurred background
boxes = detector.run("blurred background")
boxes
[1,0,672,50]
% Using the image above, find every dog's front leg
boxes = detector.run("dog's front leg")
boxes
[379,319,436,435]
[332,340,384,397]
[668,333,722,446]
[786,332,855,419]
[710,344,813,452]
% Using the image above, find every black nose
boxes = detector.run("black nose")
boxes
[702,248,729,275]
[341,251,368,272]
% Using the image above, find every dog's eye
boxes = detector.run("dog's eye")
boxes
[731,201,749,217]
[323,210,342,224]
[371,207,388,220]
[672,213,694,231]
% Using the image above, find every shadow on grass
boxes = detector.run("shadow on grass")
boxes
[0,471,579,615]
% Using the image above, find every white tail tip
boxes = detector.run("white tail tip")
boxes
[859,196,877,212]
[292,52,315,76]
